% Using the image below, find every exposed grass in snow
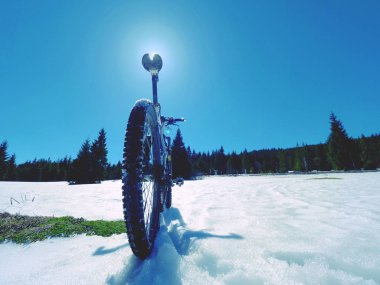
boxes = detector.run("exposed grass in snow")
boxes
[0,212,125,244]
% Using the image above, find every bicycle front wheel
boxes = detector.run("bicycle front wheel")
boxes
[122,100,161,258]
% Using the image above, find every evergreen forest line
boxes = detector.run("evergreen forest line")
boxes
[0,129,121,183]
[1,113,379,183]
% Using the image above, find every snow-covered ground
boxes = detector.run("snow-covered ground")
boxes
[1,172,380,285]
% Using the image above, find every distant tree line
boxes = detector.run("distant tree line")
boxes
[0,129,122,183]
[1,113,380,183]
[172,113,380,178]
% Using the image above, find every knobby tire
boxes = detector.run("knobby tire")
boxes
[122,100,161,259]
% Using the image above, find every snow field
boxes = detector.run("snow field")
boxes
[1,172,380,284]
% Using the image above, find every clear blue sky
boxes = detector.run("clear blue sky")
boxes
[1,0,380,163]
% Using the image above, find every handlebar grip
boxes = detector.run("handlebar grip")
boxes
[162,116,186,124]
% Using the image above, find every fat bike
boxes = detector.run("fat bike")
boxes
[122,53,184,259]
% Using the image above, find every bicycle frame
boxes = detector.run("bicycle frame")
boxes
[150,71,184,199]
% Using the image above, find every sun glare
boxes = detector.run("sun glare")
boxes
[149,53,156,60]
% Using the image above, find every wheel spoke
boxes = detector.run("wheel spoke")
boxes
[141,119,155,239]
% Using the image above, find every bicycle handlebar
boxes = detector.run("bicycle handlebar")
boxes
[161,116,185,125]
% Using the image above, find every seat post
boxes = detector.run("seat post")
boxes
[152,74,158,105]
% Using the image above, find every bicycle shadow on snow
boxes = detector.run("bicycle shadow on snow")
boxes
[93,243,130,256]
[107,207,243,285]
[163,207,243,256]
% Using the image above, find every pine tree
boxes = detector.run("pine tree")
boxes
[0,141,9,180]
[215,146,227,175]
[6,154,17,180]
[197,152,209,175]
[241,149,250,174]
[312,145,322,171]
[278,150,288,173]
[327,113,352,170]
[105,162,121,180]
[359,135,377,170]
[59,157,72,181]
[227,151,241,174]
[91,129,108,182]
[294,144,303,171]
[172,129,192,179]
[71,139,93,184]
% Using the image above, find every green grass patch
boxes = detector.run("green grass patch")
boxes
[0,212,126,244]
